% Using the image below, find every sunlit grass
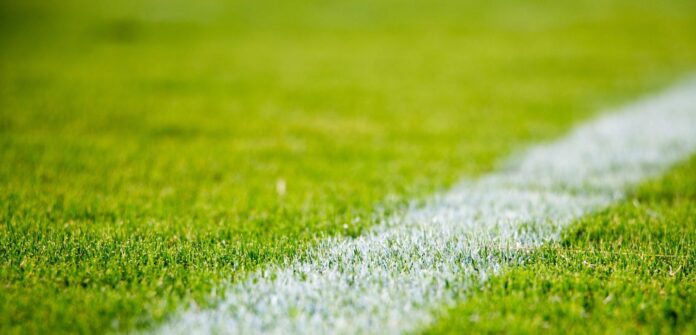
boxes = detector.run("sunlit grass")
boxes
[1,0,696,333]
[425,156,696,334]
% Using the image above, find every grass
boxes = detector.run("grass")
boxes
[1,0,696,333]
[425,156,696,334]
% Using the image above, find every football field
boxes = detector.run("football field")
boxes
[1,0,696,334]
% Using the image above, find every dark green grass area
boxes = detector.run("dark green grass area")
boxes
[425,157,696,334]
[2,0,696,333]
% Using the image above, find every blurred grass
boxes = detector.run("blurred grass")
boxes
[1,0,696,333]
[424,156,696,334]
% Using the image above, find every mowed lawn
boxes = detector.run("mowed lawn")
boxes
[425,157,696,334]
[1,0,696,333]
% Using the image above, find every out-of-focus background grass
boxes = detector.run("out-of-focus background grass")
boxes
[1,0,696,333]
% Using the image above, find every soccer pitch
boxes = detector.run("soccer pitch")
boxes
[1,0,696,334]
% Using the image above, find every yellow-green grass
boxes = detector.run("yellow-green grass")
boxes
[425,156,696,334]
[1,0,696,333]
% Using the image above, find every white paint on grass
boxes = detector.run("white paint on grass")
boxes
[154,80,696,335]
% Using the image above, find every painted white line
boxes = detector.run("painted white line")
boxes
[153,80,696,335]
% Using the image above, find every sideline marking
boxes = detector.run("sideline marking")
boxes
[154,80,696,334]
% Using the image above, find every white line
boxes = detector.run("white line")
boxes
[152,80,696,335]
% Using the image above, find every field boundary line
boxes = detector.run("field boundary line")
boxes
[152,79,696,335]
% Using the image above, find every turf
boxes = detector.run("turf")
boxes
[424,156,696,334]
[1,0,696,333]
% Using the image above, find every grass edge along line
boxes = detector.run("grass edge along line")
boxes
[151,78,696,335]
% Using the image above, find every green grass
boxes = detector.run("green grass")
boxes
[1,0,696,333]
[425,156,696,334]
